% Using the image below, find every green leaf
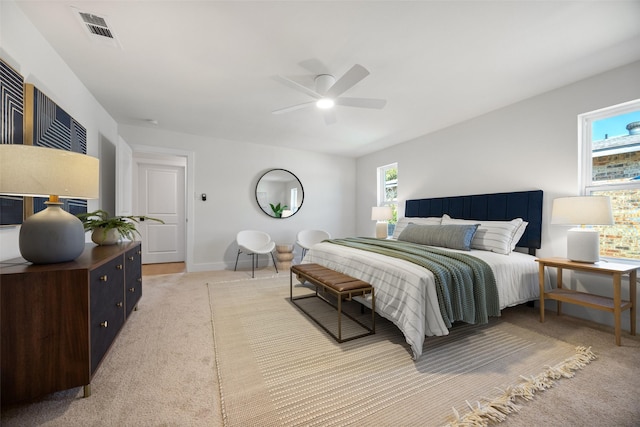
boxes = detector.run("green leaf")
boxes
[76,210,164,240]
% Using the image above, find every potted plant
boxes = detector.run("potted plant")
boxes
[269,202,288,218]
[76,210,164,245]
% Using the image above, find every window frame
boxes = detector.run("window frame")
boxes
[578,98,640,264]
[377,162,398,236]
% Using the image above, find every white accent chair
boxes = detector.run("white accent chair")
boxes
[296,230,331,260]
[234,230,278,278]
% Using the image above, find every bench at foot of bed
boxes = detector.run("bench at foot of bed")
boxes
[290,263,375,343]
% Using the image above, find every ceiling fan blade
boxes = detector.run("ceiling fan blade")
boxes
[323,109,337,125]
[335,97,387,109]
[298,58,331,75]
[273,75,322,99]
[272,101,316,114]
[325,64,370,98]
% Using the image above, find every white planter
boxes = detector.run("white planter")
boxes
[91,228,121,245]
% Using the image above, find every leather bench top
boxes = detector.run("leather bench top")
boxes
[291,263,371,293]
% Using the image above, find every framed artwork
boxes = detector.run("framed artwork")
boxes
[0,62,89,225]
[0,58,25,226]
[24,83,88,216]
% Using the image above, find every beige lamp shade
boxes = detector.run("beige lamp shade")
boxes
[0,144,99,199]
[371,206,393,221]
[550,196,613,226]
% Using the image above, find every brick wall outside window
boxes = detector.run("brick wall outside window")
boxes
[592,151,640,260]
[594,188,640,260]
[593,151,640,183]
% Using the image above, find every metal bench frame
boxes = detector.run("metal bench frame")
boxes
[290,263,375,343]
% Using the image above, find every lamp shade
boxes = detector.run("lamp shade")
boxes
[371,206,393,221]
[0,144,99,198]
[0,144,99,264]
[550,196,613,226]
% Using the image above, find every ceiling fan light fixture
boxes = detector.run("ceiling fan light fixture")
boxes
[316,98,335,109]
[272,64,386,122]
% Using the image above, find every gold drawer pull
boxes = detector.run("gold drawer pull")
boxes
[116,264,123,270]
[100,275,108,282]
[137,250,142,255]
[137,278,142,283]
[116,302,123,308]
[129,287,135,293]
[128,256,134,261]
[100,321,108,328]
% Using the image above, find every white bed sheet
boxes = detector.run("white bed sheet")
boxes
[304,241,551,359]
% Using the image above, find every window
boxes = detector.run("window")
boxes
[290,187,298,214]
[377,163,398,236]
[579,99,640,261]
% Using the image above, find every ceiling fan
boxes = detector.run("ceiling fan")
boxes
[272,64,386,124]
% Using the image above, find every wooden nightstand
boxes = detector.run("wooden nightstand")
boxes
[536,257,638,345]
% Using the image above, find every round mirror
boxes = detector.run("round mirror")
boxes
[256,169,304,218]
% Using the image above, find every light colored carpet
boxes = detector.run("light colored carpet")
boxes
[209,275,596,427]
[1,271,219,426]
[1,268,638,426]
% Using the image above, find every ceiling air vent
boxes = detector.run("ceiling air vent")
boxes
[72,7,121,48]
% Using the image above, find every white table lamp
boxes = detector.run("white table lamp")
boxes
[372,206,393,239]
[0,144,99,264]
[551,196,613,263]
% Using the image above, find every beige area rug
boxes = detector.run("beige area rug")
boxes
[209,276,595,427]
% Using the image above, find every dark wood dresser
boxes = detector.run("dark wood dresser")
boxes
[1,242,142,404]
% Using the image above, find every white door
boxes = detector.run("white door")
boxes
[137,162,186,264]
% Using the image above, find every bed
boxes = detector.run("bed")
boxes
[302,190,549,359]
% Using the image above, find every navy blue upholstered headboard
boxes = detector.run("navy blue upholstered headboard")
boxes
[405,190,543,253]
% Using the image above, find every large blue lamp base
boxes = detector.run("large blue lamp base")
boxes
[19,202,86,264]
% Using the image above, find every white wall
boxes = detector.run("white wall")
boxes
[356,60,640,331]
[119,124,356,271]
[0,0,356,268]
[0,1,120,260]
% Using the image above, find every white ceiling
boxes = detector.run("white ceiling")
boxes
[14,1,640,157]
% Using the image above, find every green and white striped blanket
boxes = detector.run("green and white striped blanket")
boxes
[326,237,500,328]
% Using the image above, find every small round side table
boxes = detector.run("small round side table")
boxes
[275,243,294,271]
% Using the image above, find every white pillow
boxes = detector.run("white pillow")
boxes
[392,216,441,239]
[441,214,524,255]
[510,221,529,250]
